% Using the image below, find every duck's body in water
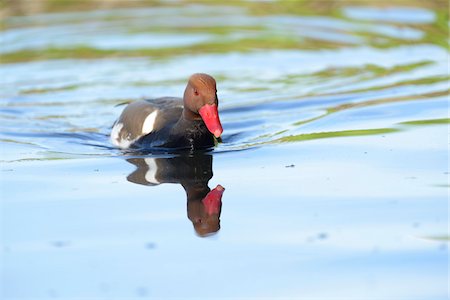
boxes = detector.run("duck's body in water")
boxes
[110,73,223,151]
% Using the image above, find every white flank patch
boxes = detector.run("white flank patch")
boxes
[110,122,123,146]
[142,110,158,135]
[116,138,134,149]
[144,158,160,184]
[110,122,135,149]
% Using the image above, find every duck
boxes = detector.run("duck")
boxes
[110,73,223,150]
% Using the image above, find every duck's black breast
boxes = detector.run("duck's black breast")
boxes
[136,117,215,151]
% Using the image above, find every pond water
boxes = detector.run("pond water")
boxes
[1,1,448,299]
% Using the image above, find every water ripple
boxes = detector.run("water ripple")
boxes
[0,2,447,160]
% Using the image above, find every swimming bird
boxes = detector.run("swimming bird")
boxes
[110,73,223,150]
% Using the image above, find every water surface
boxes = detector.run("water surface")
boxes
[1,1,448,299]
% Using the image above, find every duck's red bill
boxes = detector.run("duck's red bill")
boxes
[199,104,223,138]
[202,185,225,215]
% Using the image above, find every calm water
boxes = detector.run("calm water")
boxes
[1,1,449,299]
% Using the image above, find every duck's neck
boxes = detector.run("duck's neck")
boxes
[182,181,211,202]
[182,107,201,121]
[171,109,203,135]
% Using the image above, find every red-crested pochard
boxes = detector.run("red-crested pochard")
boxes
[111,73,223,150]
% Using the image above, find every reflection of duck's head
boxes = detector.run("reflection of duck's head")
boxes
[188,184,225,237]
[125,154,225,237]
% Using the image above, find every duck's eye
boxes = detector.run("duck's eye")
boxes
[194,89,199,96]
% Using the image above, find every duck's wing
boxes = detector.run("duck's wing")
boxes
[110,98,182,149]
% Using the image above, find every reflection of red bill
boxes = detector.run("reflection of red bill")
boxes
[202,184,225,215]
[199,104,223,138]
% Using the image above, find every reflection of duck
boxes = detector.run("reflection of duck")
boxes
[126,154,225,237]
[110,73,223,150]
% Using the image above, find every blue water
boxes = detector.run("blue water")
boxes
[1,2,448,299]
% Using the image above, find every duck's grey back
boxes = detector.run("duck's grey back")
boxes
[110,97,183,149]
